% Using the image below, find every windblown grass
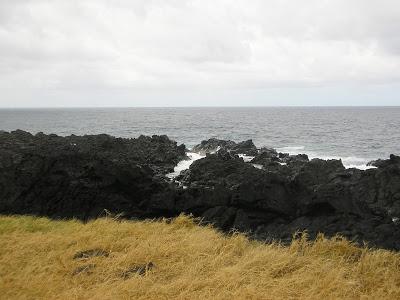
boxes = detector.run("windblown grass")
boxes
[1,215,400,299]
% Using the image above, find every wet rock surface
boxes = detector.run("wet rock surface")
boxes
[1,131,400,250]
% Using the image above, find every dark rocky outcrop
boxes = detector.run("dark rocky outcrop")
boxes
[1,131,400,250]
[178,149,400,249]
[251,148,278,163]
[192,138,258,156]
[0,130,186,219]
[368,154,400,169]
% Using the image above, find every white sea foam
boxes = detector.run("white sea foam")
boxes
[339,157,377,170]
[276,146,377,170]
[211,146,221,154]
[252,164,263,169]
[277,146,305,153]
[166,152,205,179]
[238,154,255,162]
[176,145,378,176]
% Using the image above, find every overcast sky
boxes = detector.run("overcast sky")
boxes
[1,0,400,107]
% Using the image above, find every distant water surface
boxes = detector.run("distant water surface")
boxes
[1,107,399,169]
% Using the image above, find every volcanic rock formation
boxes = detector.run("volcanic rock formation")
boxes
[1,131,400,250]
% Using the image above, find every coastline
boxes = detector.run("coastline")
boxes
[1,130,400,250]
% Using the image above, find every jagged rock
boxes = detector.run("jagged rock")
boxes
[192,138,258,156]
[251,151,279,165]
[192,138,236,154]
[179,152,295,217]
[0,130,186,219]
[259,147,278,157]
[282,154,309,165]
[230,140,258,156]
[179,150,400,250]
[292,158,344,188]
[368,154,400,168]
[1,132,400,250]
[201,206,238,230]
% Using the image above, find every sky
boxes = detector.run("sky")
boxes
[1,0,400,107]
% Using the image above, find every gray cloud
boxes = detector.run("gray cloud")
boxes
[0,0,400,106]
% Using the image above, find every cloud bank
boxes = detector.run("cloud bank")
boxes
[1,0,400,106]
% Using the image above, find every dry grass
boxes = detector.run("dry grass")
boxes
[1,215,400,300]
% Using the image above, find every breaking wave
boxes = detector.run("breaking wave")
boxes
[166,152,205,179]
[276,146,376,170]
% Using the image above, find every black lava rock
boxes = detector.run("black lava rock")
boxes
[1,132,400,250]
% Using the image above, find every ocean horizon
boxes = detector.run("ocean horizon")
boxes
[1,106,399,170]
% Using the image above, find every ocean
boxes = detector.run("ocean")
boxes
[1,107,399,169]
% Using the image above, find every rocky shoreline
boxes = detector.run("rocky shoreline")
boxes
[1,130,400,250]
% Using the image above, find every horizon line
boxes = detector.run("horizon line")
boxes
[1,105,400,109]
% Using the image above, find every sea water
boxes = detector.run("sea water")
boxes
[1,107,399,170]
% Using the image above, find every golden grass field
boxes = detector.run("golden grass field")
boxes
[1,215,400,299]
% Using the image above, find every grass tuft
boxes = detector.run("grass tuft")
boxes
[1,215,400,299]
